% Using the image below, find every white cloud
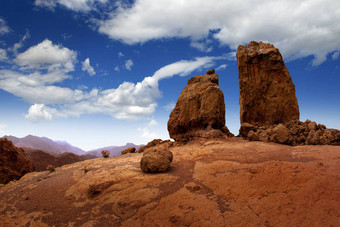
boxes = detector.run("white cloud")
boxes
[35,0,108,12]
[139,119,159,139]
[82,58,96,76]
[332,51,339,61]
[118,52,124,57]
[25,104,53,122]
[9,31,30,55]
[216,64,227,71]
[163,102,175,111]
[0,37,222,122]
[15,39,77,72]
[0,49,8,61]
[114,66,120,71]
[125,59,133,70]
[98,0,340,66]
[0,18,10,35]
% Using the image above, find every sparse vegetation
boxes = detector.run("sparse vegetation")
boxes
[101,150,110,158]
[46,164,55,172]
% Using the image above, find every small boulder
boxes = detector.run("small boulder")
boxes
[121,147,136,155]
[271,124,290,144]
[307,121,317,131]
[140,148,173,173]
[206,69,215,75]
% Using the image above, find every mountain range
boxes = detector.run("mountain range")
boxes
[2,135,143,157]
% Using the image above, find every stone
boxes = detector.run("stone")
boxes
[137,139,170,153]
[0,138,34,184]
[206,69,215,75]
[307,121,317,131]
[247,130,259,141]
[140,148,173,173]
[237,41,299,136]
[168,71,231,141]
[271,124,290,144]
[121,147,136,155]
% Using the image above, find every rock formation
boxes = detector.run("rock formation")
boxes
[168,70,232,141]
[140,147,173,173]
[246,120,340,145]
[121,147,136,155]
[137,139,171,153]
[237,41,299,136]
[0,138,34,184]
[237,41,339,146]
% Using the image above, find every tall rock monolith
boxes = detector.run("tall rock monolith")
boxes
[168,69,232,142]
[237,41,300,136]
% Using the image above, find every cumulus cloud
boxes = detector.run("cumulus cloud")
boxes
[0,18,10,35]
[35,0,108,12]
[125,59,133,70]
[25,104,53,122]
[114,66,120,71]
[15,39,77,72]
[118,52,124,57]
[0,49,8,61]
[98,0,340,66]
[0,38,223,122]
[82,58,96,76]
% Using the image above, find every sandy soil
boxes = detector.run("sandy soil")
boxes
[0,138,339,226]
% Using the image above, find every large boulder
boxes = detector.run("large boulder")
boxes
[0,138,34,184]
[237,41,299,136]
[140,148,173,173]
[168,70,231,141]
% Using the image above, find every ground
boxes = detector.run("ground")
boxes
[0,138,339,226]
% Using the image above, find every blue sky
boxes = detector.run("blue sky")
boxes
[0,0,339,150]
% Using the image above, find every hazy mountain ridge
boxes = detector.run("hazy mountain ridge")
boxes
[2,135,143,157]
[3,135,86,155]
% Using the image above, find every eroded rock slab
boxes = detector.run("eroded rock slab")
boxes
[168,70,232,141]
[237,41,299,136]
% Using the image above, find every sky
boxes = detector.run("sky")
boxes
[0,0,339,150]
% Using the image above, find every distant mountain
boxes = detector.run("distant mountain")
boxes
[23,147,96,171]
[2,135,86,155]
[88,143,144,157]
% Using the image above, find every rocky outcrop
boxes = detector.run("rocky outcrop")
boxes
[121,147,136,155]
[137,139,171,153]
[0,138,34,184]
[245,120,340,145]
[140,148,173,173]
[1,139,340,226]
[237,41,299,136]
[168,70,232,141]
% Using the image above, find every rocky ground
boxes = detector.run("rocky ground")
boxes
[1,138,339,226]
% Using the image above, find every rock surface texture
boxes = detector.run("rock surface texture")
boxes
[0,138,34,184]
[121,147,136,155]
[140,148,173,173]
[1,138,339,226]
[237,41,299,136]
[168,70,232,141]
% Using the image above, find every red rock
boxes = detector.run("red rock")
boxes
[140,147,173,173]
[121,147,136,155]
[168,70,231,141]
[0,138,34,184]
[237,41,299,136]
